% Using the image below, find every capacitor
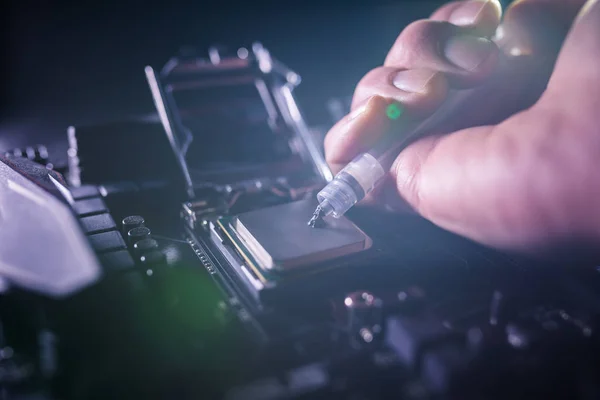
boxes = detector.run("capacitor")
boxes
[133,238,159,257]
[127,226,151,245]
[122,215,145,236]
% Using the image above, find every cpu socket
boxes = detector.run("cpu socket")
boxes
[151,45,373,303]
[209,199,372,302]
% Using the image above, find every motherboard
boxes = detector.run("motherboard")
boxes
[0,43,599,400]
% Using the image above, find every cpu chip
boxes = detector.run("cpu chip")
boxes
[229,199,372,272]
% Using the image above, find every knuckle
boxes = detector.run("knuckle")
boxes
[403,19,442,44]
[385,19,447,66]
[354,67,389,97]
[352,67,398,109]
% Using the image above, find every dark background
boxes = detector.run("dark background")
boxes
[0,0,509,152]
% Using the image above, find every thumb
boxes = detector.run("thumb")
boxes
[391,0,600,252]
[388,57,568,251]
[391,111,555,253]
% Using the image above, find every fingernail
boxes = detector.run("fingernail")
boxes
[392,69,437,94]
[444,35,494,71]
[449,0,492,26]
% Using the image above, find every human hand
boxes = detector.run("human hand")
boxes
[324,0,600,255]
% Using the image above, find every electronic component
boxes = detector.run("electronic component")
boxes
[133,238,159,256]
[4,144,50,166]
[88,231,127,253]
[145,42,332,199]
[69,184,101,200]
[79,213,117,235]
[233,199,371,271]
[122,215,145,235]
[207,199,374,304]
[0,157,101,296]
[127,226,151,245]
[72,197,108,217]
